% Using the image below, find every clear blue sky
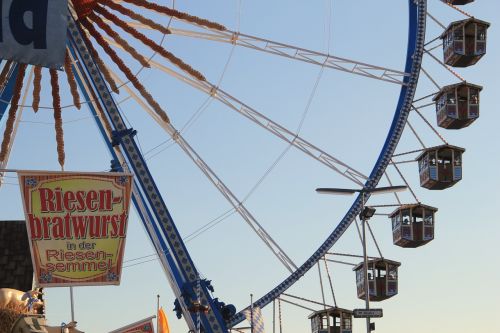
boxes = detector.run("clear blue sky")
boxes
[1,1,499,333]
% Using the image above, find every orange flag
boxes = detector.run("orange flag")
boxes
[158,307,170,333]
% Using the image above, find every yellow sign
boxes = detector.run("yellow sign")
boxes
[18,171,133,287]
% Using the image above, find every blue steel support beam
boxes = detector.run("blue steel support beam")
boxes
[67,42,189,318]
[66,16,228,333]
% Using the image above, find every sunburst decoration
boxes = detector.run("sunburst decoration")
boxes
[32,66,42,112]
[0,63,27,163]
[0,0,226,170]
[0,60,13,88]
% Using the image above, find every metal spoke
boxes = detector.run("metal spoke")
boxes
[125,20,409,85]
[168,27,409,85]
[149,59,368,186]
[108,67,298,273]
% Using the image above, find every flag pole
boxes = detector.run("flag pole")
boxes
[157,294,160,333]
[250,294,254,333]
[70,287,75,322]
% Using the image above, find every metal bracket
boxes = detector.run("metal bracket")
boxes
[111,128,137,147]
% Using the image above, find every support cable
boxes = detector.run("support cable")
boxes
[277,298,315,313]
[426,43,442,53]
[354,217,363,245]
[440,1,473,18]
[384,171,402,205]
[420,66,441,90]
[317,262,327,311]
[324,259,356,267]
[392,148,426,157]
[281,293,333,309]
[413,92,438,103]
[322,257,337,307]
[413,101,435,109]
[424,35,442,47]
[391,159,418,165]
[426,11,446,29]
[406,120,426,149]
[424,49,465,82]
[365,221,383,258]
[390,161,419,203]
[411,105,448,144]
[370,204,406,208]
[327,252,379,260]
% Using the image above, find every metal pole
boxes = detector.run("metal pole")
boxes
[69,287,75,322]
[272,300,275,333]
[157,295,160,333]
[361,193,370,333]
[250,294,254,333]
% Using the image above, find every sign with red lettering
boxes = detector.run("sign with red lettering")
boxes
[18,171,133,287]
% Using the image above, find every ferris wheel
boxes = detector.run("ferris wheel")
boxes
[0,0,490,332]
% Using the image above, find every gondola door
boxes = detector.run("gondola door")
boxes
[476,23,487,55]
[386,264,398,297]
[446,90,458,120]
[423,211,434,241]
[392,212,402,244]
[356,269,364,299]
[453,150,463,181]
[400,208,412,241]
[368,264,376,299]
[428,151,438,182]
[454,25,465,55]
[468,86,480,119]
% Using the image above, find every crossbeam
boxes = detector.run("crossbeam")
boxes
[124,20,409,85]
[171,27,409,85]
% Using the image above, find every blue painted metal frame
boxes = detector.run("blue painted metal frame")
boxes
[65,16,228,333]
[229,0,427,326]
[66,44,183,289]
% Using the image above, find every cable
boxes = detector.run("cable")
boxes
[390,160,420,203]
[277,298,315,313]
[365,220,383,258]
[412,105,448,145]
[406,120,426,149]
[322,257,337,307]
[317,262,327,311]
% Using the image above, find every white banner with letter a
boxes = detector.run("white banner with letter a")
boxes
[0,0,68,68]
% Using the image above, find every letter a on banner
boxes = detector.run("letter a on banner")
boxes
[0,0,68,68]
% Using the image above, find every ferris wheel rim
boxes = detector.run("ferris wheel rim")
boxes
[228,0,427,326]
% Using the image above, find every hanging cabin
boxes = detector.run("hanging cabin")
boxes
[444,0,474,5]
[433,82,482,129]
[353,258,400,302]
[309,308,353,333]
[389,204,438,248]
[416,145,465,190]
[441,18,490,67]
